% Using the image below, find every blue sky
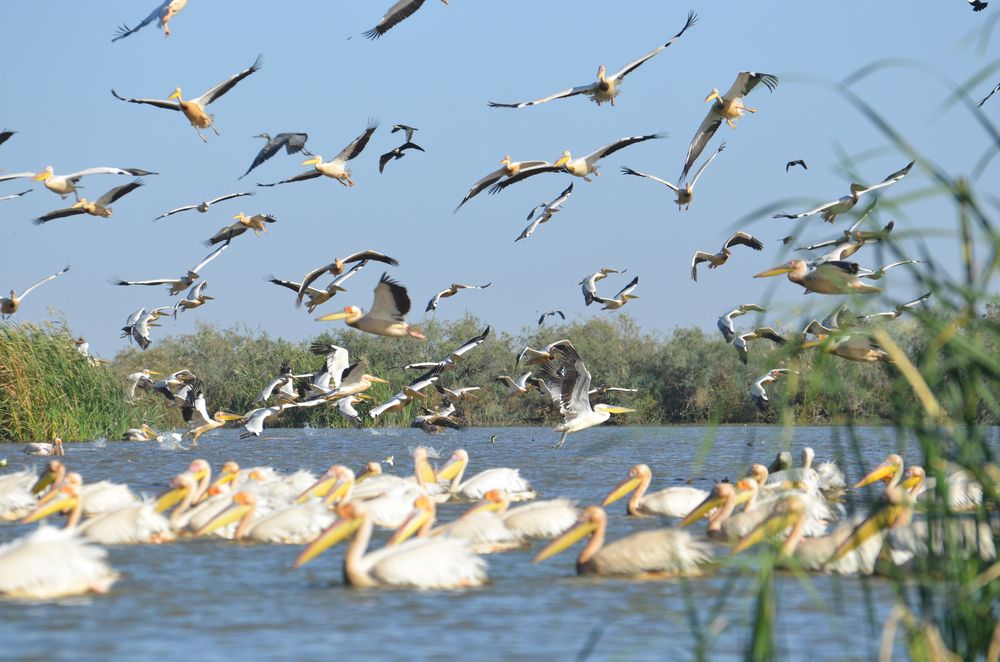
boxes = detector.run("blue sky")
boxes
[0,1,995,356]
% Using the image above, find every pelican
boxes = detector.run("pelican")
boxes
[621,141,725,211]
[749,368,795,412]
[489,133,666,192]
[733,327,785,364]
[204,213,276,246]
[426,282,491,312]
[588,386,638,397]
[123,424,158,441]
[538,310,565,326]
[0,190,31,202]
[489,12,696,109]
[0,166,153,200]
[183,384,241,445]
[196,492,335,544]
[482,490,580,539]
[379,141,425,174]
[593,276,639,310]
[173,281,215,317]
[294,250,399,306]
[436,449,535,502]
[580,267,626,305]
[855,455,982,512]
[317,273,426,339]
[0,527,117,599]
[754,259,882,295]
[773,161,914,223]
[0,469,40,520]
[434,384,481,401]
[240,133,310,179]
[515,182,575,242]
[859,292,932,322]
[691,232,764,281]
[717,303,766,343]
[336,395,369,427]
[315,360,389,401]
[255,360,299,405]
[110,242,229,295]
[297,343,351,397]
[411,408,462,434]
[856,259,923,280]
[537,341,634,447]
[801,331,890,363]
[151,369,198,406]
[238,403,302,440]
[112,0,188,41]
[153,192,254,220]
[267,260,367,314]
[388,495,523,554]
[25,437,64,457]
[454,155,551,212]
[401,326,491,373]
[496,372,535,397]
[796,218,895,253]
[603,464,709,518]
[31,181,144,225]
[534,506,712,577]
[2,265,70,318]
[368,369,441,419]
[258,120,378,187]
[111,55,262,142]
[364,0,450,39]
[765,449,844,493]
[681,72,778,180]
[121,308,154,350]
[35,471,138,517]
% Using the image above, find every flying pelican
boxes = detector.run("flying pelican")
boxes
[496,372,535,397]
[182,386,240,445]
[258,120,378,187]
[733,327,785,364]
[593,276,639,310]
[125,369,159,401]
[454,155,551,212]
[295,250,399,305]
[173,281,214,318]
[402,326,491,373]
[297,343,352,398]
[717,303,766,343]
[121,308,157,350]
[151,369,198,406]
[335,395,369,427]
[112,0,188,41]
[489,12,696,109]
[368,369,442,419]
[2,265,70,319]
[31,181,144,226]
[110,242,229,295]
[796,218,895,253]
[489,133,666,192]
[267,260,367,314]
[153,192,254,220]
[317,273,426,339]
[859,292,932,322]
[255,360,299,405]
[0,527,117,599]
[538,310,565,326]
[786,160,807,171]
[691,232,764,281]
[580,267,626,305]
[111,55,263,143]
[364,0,450,39]
[603,464,709,518]
[979,81,1000,106]
[204,213,276,246]
[411,408,463,434]
[516,340,569,368]
[238,403,300,439]
[621,141,725,211]
[426,282,491,312]
[856,259,923,280]
[240,133,310,179]
[537,341,634,447]
[434,384,481,402]
[681,72,778,180]
[773,161,914,223]
[516,183,573,242]
[801,331,890,363]
[436,449,535,502]
[749,368,795,412]
[534,506,712,577]
[379,141,425,174]
[392,124,418,141]
[0,166,153,200]
[754,259,882,294]
[0,190,31,202]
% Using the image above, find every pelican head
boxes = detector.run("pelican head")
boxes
[317,305,362,322]
[853,454,903,489]
[500,154,512,165]
[596,64,607,81]
[294,502,366,568]
[387,495,435,546]
[31,460,65,495]
[754,260,807,280]
[32,166,54,182]
[436,449,470,481]
[553,150,572,168]
[357,461,382,482]
[849,183,867,194]
[533,505,604,563]
[195,491,258,537]
[233,212,247,221]
[168,87,183,101]
[901,466,925,492]
[732,496,806,555]
[302,155,323,166]
[602,463,651,506]
[593,403,635,416]
[21,483,79,524]
[704,88,722,104]
[412,446,438,486]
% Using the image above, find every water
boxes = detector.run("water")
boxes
[0,426,967,660]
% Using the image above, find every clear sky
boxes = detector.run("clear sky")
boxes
[0,1,995,357]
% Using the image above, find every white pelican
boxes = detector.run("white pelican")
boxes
[691,232,764,281]
[733,327,785,364]
[801,331,890,363]
[0,189,31,202]
[786,160,807,171]
[182,383,241,445]
[537,309,565,326]
[426,282,491,312]
[765,450,844,493]
[267,261,367,314]
[717,303,766,343]
[859,292,932,322]
[489,12,696,109]
[31,180,144,225]
[25,437,64,457]
[388,495,523,554]
[151,369,198,406]
[364,0,449,39]
[580,267,626,306]
[516,340,571,368]
[336,395,369,427]
[123,424,158,441]
[749,368,795,412]
[254,361,299,405]
[534,506,712,577]
[240,133,310,179]
[621,141,725,211]
[0,527,117,599]
[238,402,305,439]
[754,259,882,295]
[295,250,399,306]
[538,341,634,446]
[35,471,139,517]
[496,372,535,397]
[112,0,188,41]
[111,55,263,143]
[124,308,156,350]
[593,275,639,310]
[259,120,378,187]
[856,456,982,512]
[173,281,214,317]
[411,407,462,434]
[379,141,425,174]
[204,213,276,246]
[0,166,153,200]
[455,155,551,212]
[368,369,441,419]
[154,192,254,220]
[681,72,778,179]
[602,464,709,518]
[2,265,70,318]
[434,383,481,401]
[0,469,39,520]
[436,449,535,502]
[297,343,351,397]
[795,218,895,253]
[402,326,491,374]
[481,490,580,539]
[110,241,229,295]
[856,259,923,280]
[196,492,335,544]
[773,161,914,223]
[490,133,666,192]
[317,273,426,339]
[318,360,389,401]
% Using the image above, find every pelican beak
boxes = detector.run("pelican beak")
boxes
[680,491,725,527]
[207,471,238,495]
[368,376,389,384]
[414,455,439,485]
[32,170,51,181]
[553,155,570,168]
[704,89,721,103]
[533,519,598,563]
[293,515,363,568]
[145,370,161,376]
[853,459,898,489]
[316,311,351,321]
[168,89,181,100]
[386,506,432,546]
[465,499,504,516]
[900,472,923,490]
[154,484,189,513]
[21,494,77,523]
[435,455,467,481]
[831,508,893,561]
[301,156,322,166]
[296,472,338,504]
[603,406,635,415]
[602,474,642,506]
[31,469,58,495]
[322,476,354,506]
[799,339,824,350]
[215,412,243,422]
[754,265,794,278]
[71,200,85,208]
[732,508,799,555]
[194,500,253,536]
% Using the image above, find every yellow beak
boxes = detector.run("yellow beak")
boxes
[732,508,799,555]
[754,265,793,279]
[553,155,570,168]
[293,515,363,568]
[317,311,351,321]
[900,473,923,490]
[22,495,77,524]
[603,406,635,415]
[533,520,598,563]
[215,412,244,422]
[154,485,189,513]
[301,156,322,166]
[853,460,898,489]
[194,502,253,536]
[602,475,642,507]
[321,476,354,506]
[386,506,432,546]
[31,470,57,495]
[168,89,181,100]
[367,376,389,384]
[704,90,721,103]
[32,171,51,181]
[679,492,726,527]
[831,508,894,561]
[435,456,466,482]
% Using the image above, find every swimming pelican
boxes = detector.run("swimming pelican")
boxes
[196,491,335,544]
[538,310,566,326]
[859,292,932,322]
[691,232,764,282]
[123,424,158,441]
[112,55,262,142]
[593,276,639,310]
[110,241,229,295]
[537,341,635,447]
[681,72,778,180]
[0,527,117,598]
[35,471,138,517]
[733,327,785,364]
[717,303,766,343]
[24,437,64,457]
[515,183,574,242]
[603,464,709,518]
[490,12,696,109]
[426,282,491,312]
[154,192,254,220]
[455,155,551,212]
[749,368,796,412]
[240,133,310,179]
[294,251,399,306]
[489,133,666,192]
[112,0,188,41]
[0,166,153,200]
[379,141,425,174]
[481,490,580,539]
[0,469,41,520]
[2,265,70,318]
[773,161,914,223]
[317,273,426,339]
[580,267,626,306]
[364,0,450,39]
[436,449,535,502]
[258,120,378,187]
[856,455,982,512]
[31,181,144,225]
[534,506,712,577]
[621,141,725,211]
[388,495,523,554]
[173,281,214,318]
[203,213,276,246]
[754,259,882,295]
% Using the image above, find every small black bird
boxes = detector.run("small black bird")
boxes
[969,0,988,11]
[785,160,807,172]
[391,124,419,142]
[379,142,425,173]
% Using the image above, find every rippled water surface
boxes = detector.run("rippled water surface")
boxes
[1,425,985,660]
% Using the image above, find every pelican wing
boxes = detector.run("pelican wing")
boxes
[189,242,229,275]
[979,82,1000,107]
[488,83,599,109]
[333,120,379,164]
[61,167,155,183]
[582,133,666,166]
[341,250,399,267]
[855,161,915,195]
[614,276,639,299]
[364,0,431,39]
[538,310,565,325]
[681,115,723,180]
[371,273,410,322]
[549,182,574,208]
[154,204,199,220]
[0,129,15,146]
[610,11,698,80]
[724,232,763,251]
[257,171,322,187]
[110,89,181,111]
[310,343,350,388]
[111,0,170,42]
[690,252,714,281]
[266,275,325,297]
[772,198,841,220]
[241,135,308,179]
[456,161,549,210]
[256,377,287,404]
[192,55,263,106]
[95,180,144,206]
[208,192,254,205]
[111,276,180,287]
[689,141,726,187]
[31,208,86,225]
[0,190,31,202]
[722,71,779,101]
[18,266,70,299]
[620,166,679,192]
[487,165,563,194]
[204,222,248,247]
[448,326,491,361]
[539,341,593,416]
[0,171,40,182]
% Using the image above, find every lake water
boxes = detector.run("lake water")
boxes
[0,425,981,660]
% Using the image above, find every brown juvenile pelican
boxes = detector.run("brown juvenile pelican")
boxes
[2,266,70,318]
[317,273,426,339]
[258,120,378,188]
[364,0,450,40]
[691,232,764,281]
[717,303,766,343]
[621,141,725,211]
[754,259,882,294]
[31,181,144,225]
[773,161,914,223]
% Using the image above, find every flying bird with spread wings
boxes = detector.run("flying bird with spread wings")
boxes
[786,160,807,171]
[204,213,277,246]
[717,304,766,343]
[110,243,230,295]
[2,266,70,319]
[426,282,491,312]
[593,276,639,310]
[538,310,565,326]
[517,183,573,242]
[0,166,154,200]
[773,161,914,223]
[258,120,378,188]
[240,133,310,179]
[112,0,188,41]
[294,251,399,307]
[317,273,426,339]
[31,181,144,225]
[379,142,425,174]
[691,232,764,281]
[455,155,551,212]
[267,260,367,314]
[364,0,449,39]
[621,142,725,211]
[154,192,254,220]
[580,267,627,305]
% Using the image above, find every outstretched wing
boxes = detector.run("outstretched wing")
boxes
[19,266,70,298]
[334,119,379,163]
[257,171,322,187]
[95,180,144,207]
[111,89,180,111]
[583,133,666,166]
[488,83,599,109]
[31,208,85,225]
[855,161,914,195]
[193,55,263,106]
[610,11,697,80]
[725,232,763,251]
[364,0,429,39]
[111,1,168,42]
[620,166,679,192]
[371,273,411,322]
